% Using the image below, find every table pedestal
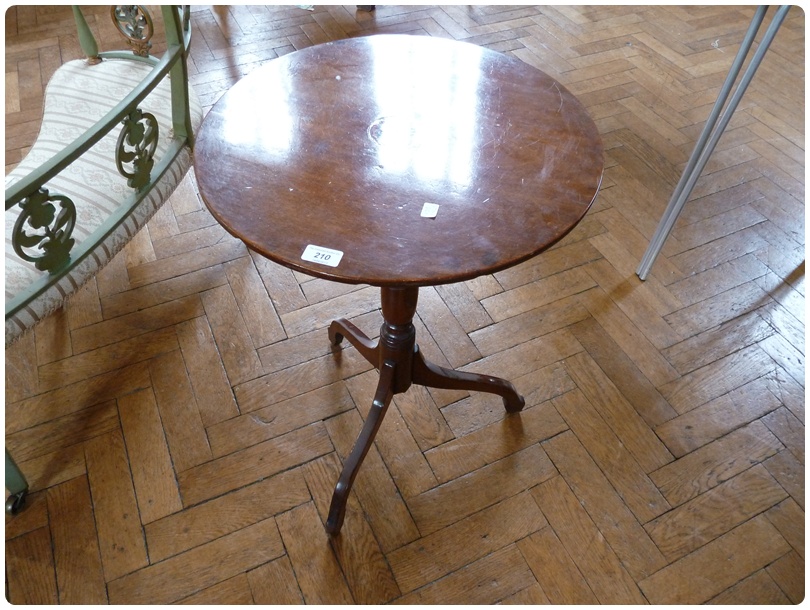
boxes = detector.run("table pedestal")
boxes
[325,286,525,534]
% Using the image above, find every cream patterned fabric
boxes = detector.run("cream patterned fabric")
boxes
[5,58,203,344]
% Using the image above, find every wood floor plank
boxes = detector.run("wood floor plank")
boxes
[417,285,482,368]
[149,349,212,472]
[47,476,107,604]
[234,344,374,412]
[176,574,255,605]
[645,464,788,562]
[584,256,681,350]
[659,344,777,415]
[247,556,305,605]
[175,315,240,426]
[126,235,247,289]
[152,222,226,260]
[35,326,179,392]
[638,516,791,604]
[5,329,38,404]
[650,421,784,507]
[279,285,380,337]
[276,502,355,604]
[708,569,791,605]
[8,446,86,499]
[207,381,354,457]
[759,330,805,389]
[393,544,536,605]
[434,280,493,333]
[763,449,804,510]
[176,421,331,506]
[765,498,805,560]
[579,286,681,387]
[756,269,806,328]
[145,470,309,563]
[670,225,770,277]
[33,307,71,365]
[569,316,677,427]
[387,492,547,594]
[200,283,266,385]
[117,388,183,524]
[665,279,772,340]
[66,278,102,332]
[70,295,204,355]
[672,204,767,251]
[531,475,647,604]
[391,383,454,452]
[442,362,576,438]
[552,389,670,523]
[409,443,557,535]
[6,362,150,434]
[257,309,381,373]
[4,489,49,541]
[250,250,309,314]
[766,549,805,604]
[470,293,590,356]
[763,406,804,467]
[655,377,782,457]
[516,525,597,604]
[425,399,567,483]
[663,308,775,375]
[481,267,596,322]
[543,431,667,580]
[6,400,119,464]
[495,239,603,293]
[100,263,228,319]
[107,517,284,604]
[85,429,149,582]
[460,327,583,387]
[6,526,59,604]
[564,351,673,472]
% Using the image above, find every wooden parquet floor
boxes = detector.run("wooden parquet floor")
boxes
[5,4,805,604]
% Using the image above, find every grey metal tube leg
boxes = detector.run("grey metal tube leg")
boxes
[637,6,790,280]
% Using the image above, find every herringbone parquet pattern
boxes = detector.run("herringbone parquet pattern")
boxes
[5,5,805,604]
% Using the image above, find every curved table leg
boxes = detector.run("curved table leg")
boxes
[326,359,395,535]
[329,318,378,364]
[412,346,525,413]
[325,286,524,535]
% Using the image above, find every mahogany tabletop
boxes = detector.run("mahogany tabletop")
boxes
[195,35,603,288]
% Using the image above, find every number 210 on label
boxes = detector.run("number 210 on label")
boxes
[301,244,344,267]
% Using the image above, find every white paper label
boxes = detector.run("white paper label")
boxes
[301,244,343,267]
[421,202,440,218]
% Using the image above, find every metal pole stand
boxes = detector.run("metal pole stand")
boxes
[637,5,790,280]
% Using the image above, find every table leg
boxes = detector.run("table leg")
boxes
[329,317,378,364]
[411,347,525,413]
[326,360,395,534]
[325,285,524,535]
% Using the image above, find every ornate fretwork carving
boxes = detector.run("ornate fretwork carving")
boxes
[111,5,154,57]
[116,108,159,189]
[12,188,77,272]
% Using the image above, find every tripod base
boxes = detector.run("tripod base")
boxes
[325,286,524,535]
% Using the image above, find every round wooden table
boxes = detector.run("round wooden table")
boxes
[195,34,603,535]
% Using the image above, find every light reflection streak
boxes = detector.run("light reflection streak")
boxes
[370,41,483,190]
[220,67,295,156]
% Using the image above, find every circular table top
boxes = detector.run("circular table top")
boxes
[195,35,603,287]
